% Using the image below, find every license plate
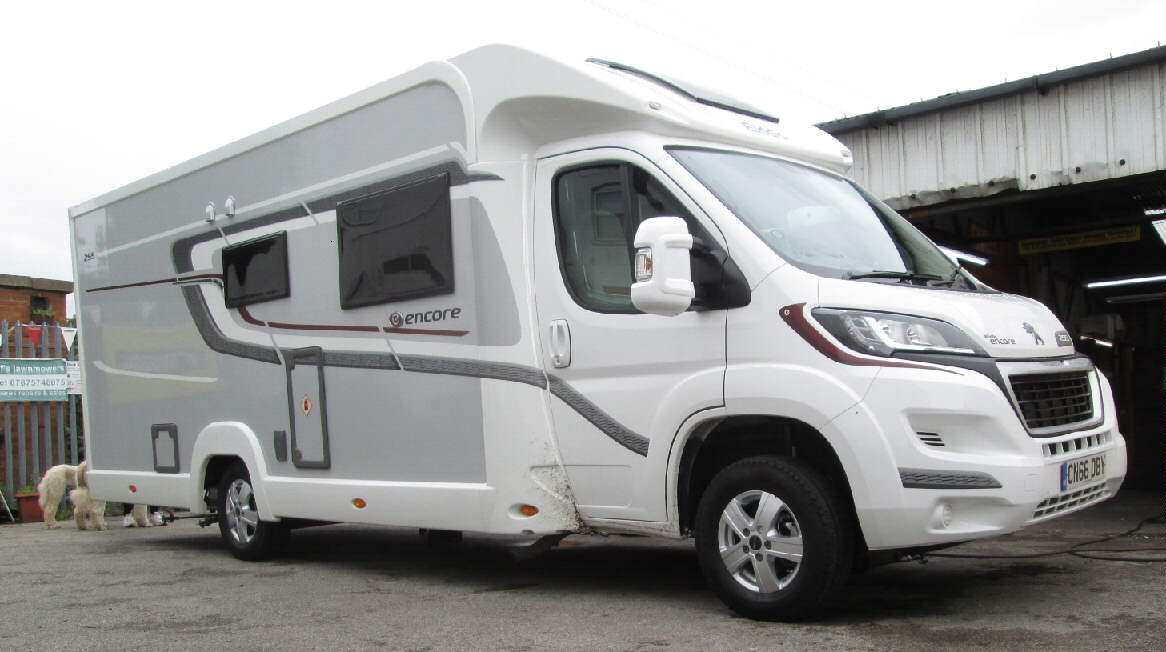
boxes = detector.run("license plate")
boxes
[1060,453,1106,492]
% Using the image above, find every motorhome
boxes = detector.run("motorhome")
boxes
[69,45,1125,620]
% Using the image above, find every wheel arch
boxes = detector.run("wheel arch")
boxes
[674,414,862,546]
[189,421,277,520]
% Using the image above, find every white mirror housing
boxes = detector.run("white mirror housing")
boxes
[631,216,695,316]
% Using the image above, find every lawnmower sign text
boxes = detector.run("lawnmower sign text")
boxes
[0,358,69,402]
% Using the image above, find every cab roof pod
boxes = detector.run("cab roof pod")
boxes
[451,45,849,170]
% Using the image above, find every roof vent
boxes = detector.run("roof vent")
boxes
[587,58,780,125]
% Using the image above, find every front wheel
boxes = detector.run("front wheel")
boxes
[218,462,289,561]
[694,456,854,621]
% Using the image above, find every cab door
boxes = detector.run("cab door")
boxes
[532,148,728,522]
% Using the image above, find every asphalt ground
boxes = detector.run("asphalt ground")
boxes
[2,490,1163,651]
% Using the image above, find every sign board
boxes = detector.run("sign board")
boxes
[0,358,68,402]
[66,360,84,395]
[1019,225,1141,255]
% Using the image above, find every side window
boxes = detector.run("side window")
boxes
[337,173,453,310]
[554,165,633,311]
[222,231,291,308]
[553,163,714,313]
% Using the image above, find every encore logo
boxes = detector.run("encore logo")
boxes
[389,308,462,328]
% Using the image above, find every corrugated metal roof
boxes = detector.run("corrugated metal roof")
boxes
[815,47,1166,210]
[819,46,1166,134]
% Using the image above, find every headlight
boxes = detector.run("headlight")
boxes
[811,308,985,357]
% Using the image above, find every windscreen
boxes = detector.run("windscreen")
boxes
[670,148,973,287]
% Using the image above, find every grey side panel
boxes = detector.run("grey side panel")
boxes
[98,83,468,251]
[899,468,1003,490]
[547,375,650,456]
[322,368,486,482]
[469,198,522,346]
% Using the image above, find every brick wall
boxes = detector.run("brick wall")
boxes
[0,287,67,324]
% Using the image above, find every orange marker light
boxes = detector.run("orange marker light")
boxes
[128,485,138,493]
[352,498,367,509]
[519,505,539,517]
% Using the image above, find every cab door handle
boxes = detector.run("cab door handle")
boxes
[548,319,572,368]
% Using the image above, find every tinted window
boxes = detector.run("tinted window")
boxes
[337,173,453,309]
[222,232,290,308]
[553,163,719,313]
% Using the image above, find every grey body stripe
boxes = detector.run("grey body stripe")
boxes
[547,376,650,456]
[397,354,546,388]
[183,286,281,365]
[899,468,1002,490]
[323,350,401,370]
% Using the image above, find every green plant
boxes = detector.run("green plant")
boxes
[16,485,36,495]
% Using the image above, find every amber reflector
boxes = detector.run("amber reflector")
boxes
[520,505,539,517]
[352,498,367,509]
[128,485,138,493]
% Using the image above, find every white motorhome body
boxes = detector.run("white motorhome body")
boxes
[70,45,1126,619]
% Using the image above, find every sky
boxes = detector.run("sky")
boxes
[2,0,1164,314]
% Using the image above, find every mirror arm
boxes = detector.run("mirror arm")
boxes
[689,236,717,258]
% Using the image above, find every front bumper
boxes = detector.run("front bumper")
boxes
[828,360,1127,550]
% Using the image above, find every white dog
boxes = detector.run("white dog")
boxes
[39,461,153,529]
[36,461,86,528]
[69,487,108,530]
[126,503,152,528]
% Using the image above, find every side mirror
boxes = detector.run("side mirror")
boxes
[631,217,695,316]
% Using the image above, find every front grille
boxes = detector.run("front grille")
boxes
[1042,431,1112,458]
[1009,371,1093,431]
[1030,482,1110,521]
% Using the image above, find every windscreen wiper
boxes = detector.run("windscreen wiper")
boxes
[846,270,943,283]
[928,262,966,287]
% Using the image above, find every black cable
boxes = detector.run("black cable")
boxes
[1071,549,1166,562]
[927,512,1166,562]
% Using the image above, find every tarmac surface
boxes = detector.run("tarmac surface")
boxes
[2,490,1163,651]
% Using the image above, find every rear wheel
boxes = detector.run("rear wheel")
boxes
[695,455,853,621]
[217,462,289,561]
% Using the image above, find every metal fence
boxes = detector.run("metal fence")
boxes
[1,320,83,509]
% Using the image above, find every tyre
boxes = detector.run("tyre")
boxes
[694,455,854,621]
[217,462,290,561]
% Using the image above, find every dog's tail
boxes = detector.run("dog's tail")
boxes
[76,460,89,488]
[37,474,52,509]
